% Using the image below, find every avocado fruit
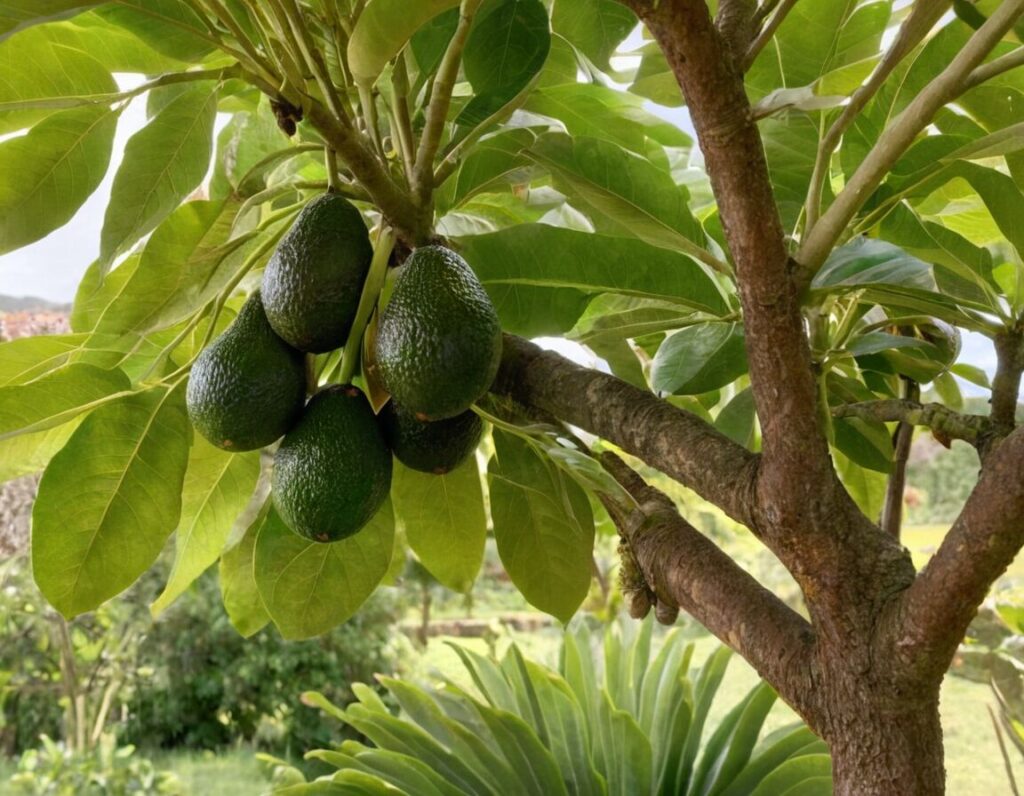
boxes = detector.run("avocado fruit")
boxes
[186,291,306,451]
[375,245,502,420]
[272,385,392,543]
[262,193,373,353]
[382,401,483,474]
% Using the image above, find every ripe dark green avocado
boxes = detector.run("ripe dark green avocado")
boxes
[382,401,483,474]
[186,292,306,451]
[272,385,392,543]
[261,193,373,353]
[375,245,502,420]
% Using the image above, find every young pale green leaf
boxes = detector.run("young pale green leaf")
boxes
[529,133,713,265]
[457,0,551,127]
[0,363,131,441]
[0,333,91,386]
[488,429,594,623]
[652,324,747,396]
[0,25,116,132]
[347,0,459,86]
[457,225,727,336]
[94,198,241,335]
[0,419,82,483]
[392,460,486,594]
[0,1,100,43]
[551,0,635,71]
[151,438,260,617]
[0,104,118,255]
[255,502,395,640]
[71,254,141,332]
[219,499,271,638]
[45,13,191,73]
[99,81,218,270]
[32,383,191,618]
[210,104,293,199]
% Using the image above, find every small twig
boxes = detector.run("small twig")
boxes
[832,399,989,446]
[338,227,396,385]
[412,0,484,207]
[325,148,341,192]
[196,0,279,87]
[391,52,418,180]
[989,703,1021,796]
[880,378,919,540]
[965,45,1024,92]
[742,0,797,70]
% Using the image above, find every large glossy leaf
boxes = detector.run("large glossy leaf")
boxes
[0,104,118,254]
[0,420,82,483]
[0,1,99,42]
[0,25,115,132]
[437,127,536,211]
[392,460,486,593]
[457,0,550,127]
[524,83,691,154]
[457,225,727,336]
[748,754,833,795]
[151,439,260,616]
[488,430,594,622]
[99,81,218,269]
[652,324,747,396]
[32,383,191,617]
[255,502,395,640]
[93,0,216,62]
[529,133,709,260]
[219,500,271,638]
[0,363,130,441]
[0,333,91,386]
[551,0,634,71]
[347,0,459,85]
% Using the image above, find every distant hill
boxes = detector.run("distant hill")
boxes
[0,294,71,313]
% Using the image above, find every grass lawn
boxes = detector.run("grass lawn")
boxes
[150,747,268,795]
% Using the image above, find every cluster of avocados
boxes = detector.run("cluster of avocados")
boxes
[185,193,503,544]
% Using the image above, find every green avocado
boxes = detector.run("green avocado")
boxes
[382,401,483,474]
[272,385,392,543]
[375,245,502,420]
[186,291,306,451]
[261,193,373,353]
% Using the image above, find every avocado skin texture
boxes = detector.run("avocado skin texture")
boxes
[262,193,373,353]
[272,385,392,543]
[186,292,306,452]
[376,246,502,420]
[382,401,483,474]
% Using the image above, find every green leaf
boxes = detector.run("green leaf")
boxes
[0,104,118,255]
[0,1,99,42]
[457,225,727,336]
[457,0,551,127]
[0,363,130,441]
[32,383,191,617]
[524,83,691,154]
[255,502,395,640]
[652,324,747,395]
[748,754,832,796]
[715,388,756,449]
[99,81,218,269]
[392,460,486,593]
[210,102,292,199]
[93,0,216,62]
[529,133,711,262]
[0,420,82,483]
[437,128,535,212]
[488,430,594,622]
[0,25,116,132]
[347,0,459,85]
[219,500,271,638]
[94,198,241,335]
[151,438,260,616]
[0,333,91,386]
[551,0,634,71]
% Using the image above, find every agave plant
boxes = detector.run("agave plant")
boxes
[267,617,832,795]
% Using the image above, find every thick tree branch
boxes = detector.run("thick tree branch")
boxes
[832,399,989,446]
[797,0,1024,273]
[622,0,834,532]
[492,335,761,529]
[991,329,1024,432]
[803,0,952,231]
[893,427,1024,682]
[715,0,758,63]
[600,453,818,720]
[964,45,1024,91]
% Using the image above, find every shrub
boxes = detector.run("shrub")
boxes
[272,617,832,794]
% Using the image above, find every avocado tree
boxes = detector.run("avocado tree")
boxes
[2,0,1024,793]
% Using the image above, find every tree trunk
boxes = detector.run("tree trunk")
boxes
[825,682,945,795]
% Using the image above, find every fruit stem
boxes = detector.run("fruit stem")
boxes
[339,226,397,385]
